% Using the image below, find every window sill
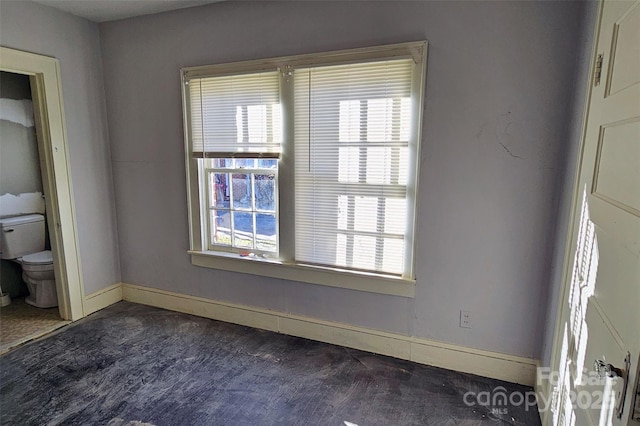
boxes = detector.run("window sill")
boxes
[188,250,416,298]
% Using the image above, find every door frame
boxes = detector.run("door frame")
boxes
[0,46,85,320]
[542,0,605,423]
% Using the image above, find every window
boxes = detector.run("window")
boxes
[186,70,282,256]
[183,42,427,294]
[206,158,278,254]
[294,60,414,275]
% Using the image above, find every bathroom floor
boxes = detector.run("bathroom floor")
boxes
[0,297,68,354]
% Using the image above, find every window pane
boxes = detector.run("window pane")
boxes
[384,198,406,235]
[211,210,231,246]
[232,212,253,248]
[400,98,411,141]
[367,98,393,142]
[339,100,361,142]
[354,196,378,232]
[232,174,252,209]
[247,104,267,143]
[235,159,256,169]
[337,195,348,230]
[335,233,347,266]
[366,97,411,142]
[398,147,409,186]
[255,174,276,211]
[338,147,360,183]
[212,173,230,208]
[255,213,277,252]
[352,235,376,270]
[383,238,404,274]
[258,159,277,169]
[213,159,234,168]
[366,146,391,184]
[207,159,279,254]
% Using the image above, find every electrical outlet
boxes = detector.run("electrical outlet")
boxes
[460,310,472,328]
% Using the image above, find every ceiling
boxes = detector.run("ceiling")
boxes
[33,0,223,23]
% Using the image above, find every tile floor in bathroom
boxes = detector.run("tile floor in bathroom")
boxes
[0,297,68,354]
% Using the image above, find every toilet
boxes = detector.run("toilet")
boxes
[0,214,57,308]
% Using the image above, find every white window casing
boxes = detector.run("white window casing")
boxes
[182,41,427,297]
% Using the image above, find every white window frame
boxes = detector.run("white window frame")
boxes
[182,41,427,298]
[202,159,279,256]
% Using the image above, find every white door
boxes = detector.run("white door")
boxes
[550,0,640,425]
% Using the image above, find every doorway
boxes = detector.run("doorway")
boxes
[0,47,85,330]
[0,70,69,352]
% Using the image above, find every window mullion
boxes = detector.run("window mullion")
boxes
[251,173,257,250]
[278,66,295,262]
[206,169,213,249]
[229,172,235,247]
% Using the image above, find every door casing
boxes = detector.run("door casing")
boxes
[543,0,640,424]
[1,46,85,320]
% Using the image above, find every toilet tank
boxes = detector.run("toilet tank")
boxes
[0,214,45,260]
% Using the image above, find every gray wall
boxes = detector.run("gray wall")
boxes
[0,0,596,363]
[0,72,41,198]
[539,0,599,369]
[0,0,121,294]
[100,0,589,359]
[0,71,38,297]
[0,119,40,196]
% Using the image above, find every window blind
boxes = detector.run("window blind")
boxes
[187,70,282,157]
[294,59,415,276]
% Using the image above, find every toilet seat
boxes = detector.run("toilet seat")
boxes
[20,250,57,308]
[21,250,53,265]
[20,250,54,275]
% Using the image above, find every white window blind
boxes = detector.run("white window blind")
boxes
[294,59,416,276]
[187,70,282,157]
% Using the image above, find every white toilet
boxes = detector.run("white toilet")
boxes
[0,214,57,308]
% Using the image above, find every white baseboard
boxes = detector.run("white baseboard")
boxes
[122,283,538,386]
[84,283,123,316]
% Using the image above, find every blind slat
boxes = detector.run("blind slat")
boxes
[189,70,282,156]
[295,59,415,275]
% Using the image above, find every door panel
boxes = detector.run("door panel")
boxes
[593,119,640,214]
[551,0,640,425]
[606,2,640,96]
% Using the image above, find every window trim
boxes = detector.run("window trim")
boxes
[182,41,427,298]
[189,250,416,298]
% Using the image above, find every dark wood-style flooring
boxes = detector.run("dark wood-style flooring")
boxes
[0,302,541,425]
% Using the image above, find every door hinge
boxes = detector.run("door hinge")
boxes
[594,53,604,87]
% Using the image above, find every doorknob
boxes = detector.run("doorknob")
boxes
[595,352,631,419]
[595,359,624,378]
